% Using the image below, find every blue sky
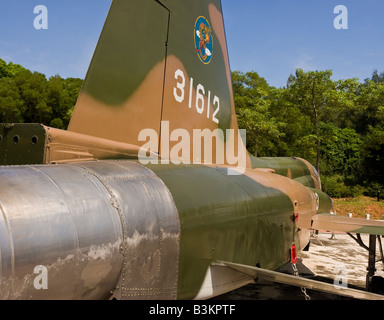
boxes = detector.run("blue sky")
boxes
[0,0,383,88]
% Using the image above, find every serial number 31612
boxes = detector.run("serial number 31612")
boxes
[173,69,220,124]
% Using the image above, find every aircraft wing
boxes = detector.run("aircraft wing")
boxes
[312,213,384,236]
[216,261,384,300]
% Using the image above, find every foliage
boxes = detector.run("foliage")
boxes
[363,182,384,198]
[361,125,384,184]
[0,77,26,122]
[319,122,362,178]
[0,58,83,129]
[321,175,363,198]
[233,71,285,156]
[232,68,384,196]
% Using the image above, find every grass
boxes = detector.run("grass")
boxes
[333,196,384,220]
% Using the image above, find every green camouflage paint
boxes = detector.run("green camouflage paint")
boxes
[147,163,297,299]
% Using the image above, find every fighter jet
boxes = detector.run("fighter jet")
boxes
[0,0,384,300]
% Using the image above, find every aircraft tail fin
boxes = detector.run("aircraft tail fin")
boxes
[68,0,249,168]
[68,0,170,147]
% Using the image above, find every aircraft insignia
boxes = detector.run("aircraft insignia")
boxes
[194,16,213,64]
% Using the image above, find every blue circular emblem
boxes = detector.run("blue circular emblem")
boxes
[194,16,213,64]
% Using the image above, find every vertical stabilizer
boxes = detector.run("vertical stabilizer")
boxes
[68,0,249,168]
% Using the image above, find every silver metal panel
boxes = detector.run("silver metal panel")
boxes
[0,160,180,300]
[75,161,180,300]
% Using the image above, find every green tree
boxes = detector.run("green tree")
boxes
[285,69,340,173]
[0,59,84,127]
[49,118,64,129]
[14,70,51,123]
[0,59,9,79]
[371,69,384,83]
[0,77,26,122]
[354,80,384,135]
[61,77,83,127]
[6,61,26,77]
[324,78,359,129]
[47,75,72,128]
[319,122,362,178]
[361,125,384,184]
[269,86,313,159]
[237,105,284,157]
[232,71,284,156]
[0,59,27,79]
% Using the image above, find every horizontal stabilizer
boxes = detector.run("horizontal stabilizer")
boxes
[0,123,151,165]
[312,213,384,236]
[217,260,384,300]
